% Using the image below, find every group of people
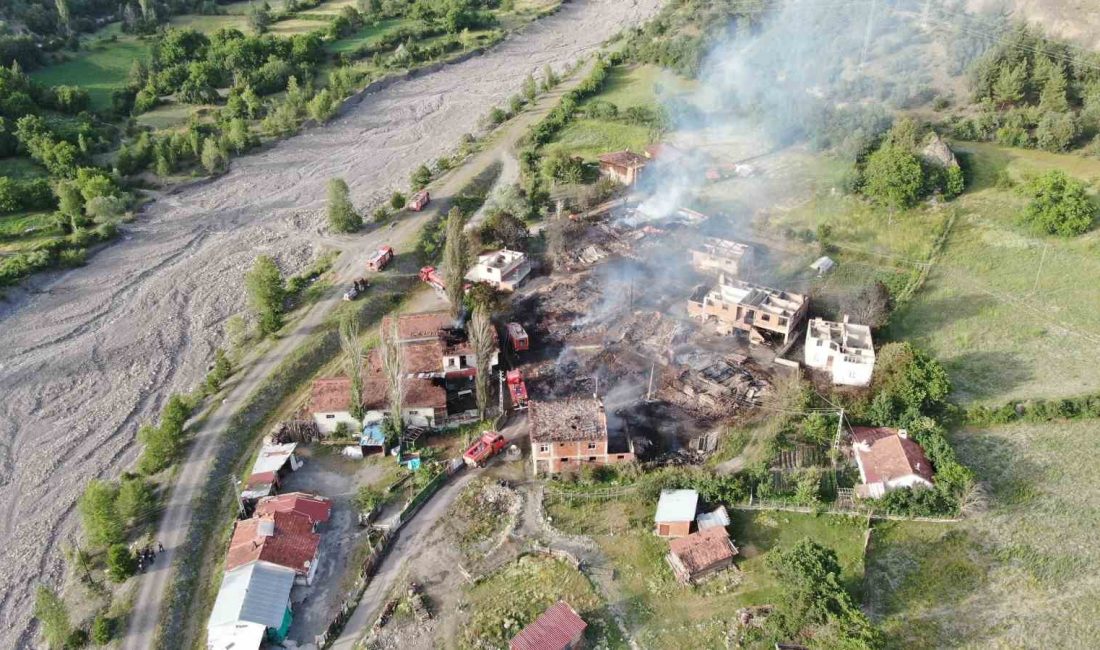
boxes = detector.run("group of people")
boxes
[135,542,165,573]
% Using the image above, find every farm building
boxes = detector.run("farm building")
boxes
[510,600,587,650]
[465,249,532,291]
[308,377,363,434]
[804,316,875,387]
[851,426,934,498]
[206,560,296,649]
[597,150,648,186]
[654,489,699,538]
[666,526,739,584]
[688,275,808,345]
[529,398,634,474]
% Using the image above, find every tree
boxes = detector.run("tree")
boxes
[326,178,362,233]
[1035,112,1079,152]
[379,318,404,435]
[523,73,537,102]
[841,280,892,329]
[200,136,226,174]
[106,544,136,583]
[308,89,338,122]
[992,60,1026,106]
[339,312,365,421]
[78,480,123,547]
[411,164,431,191]
[245,255,285,335]
[85,195,127,222]
[441,207,467,317]
[56,180,84,226]
[468,306,495,419]
[91,615,113,644]
[1038,67,1070,114]
[541,63,557,91]
[1020,170,1095,236]
[227,118,251,154]
[247,3,272,33]
[137,422,178,474]
[54,0,72,36]
[390,191,406,210]
[861,144,924,209]
[116,476,156,527]
[34,586,71,649]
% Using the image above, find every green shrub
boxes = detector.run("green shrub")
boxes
[106,544,135,583]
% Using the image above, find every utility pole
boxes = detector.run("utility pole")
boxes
[498,370,505,416]
[646,361,655,402]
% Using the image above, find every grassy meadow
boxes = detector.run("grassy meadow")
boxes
[864,418,1100,648]
[545,495,867,649]
[30,30,151,111]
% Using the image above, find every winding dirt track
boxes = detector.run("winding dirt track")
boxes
[0,0,661,646]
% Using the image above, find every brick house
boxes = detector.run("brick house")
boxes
[654,489,698,538]
[226,511,322,586]
[688,275,808,345]
[691,237,754,277]
[529,398,634,475]
[597,150,648,186]
[381,311,500,378]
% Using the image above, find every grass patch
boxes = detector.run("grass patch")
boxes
[168,12,250,32]
[31,36,152,111]
[545,496,868,649]
[887,141,1100,404]
[0,211,57,241]
[0,157,48,180]
[326,17,410,54]
[459,554,624,649]
[864,418,1100,647]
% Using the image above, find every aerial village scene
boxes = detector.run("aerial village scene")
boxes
[4,0,1100,649]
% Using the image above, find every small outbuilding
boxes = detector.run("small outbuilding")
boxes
[654,489,699,538]
[510,600,587,650]
[667,526,739,584]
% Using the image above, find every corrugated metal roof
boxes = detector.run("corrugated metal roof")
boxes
[206,621,266,650]
[510,600,587,650]
[654,489,699,523]
[696,505,731,530]
[208,561,296,630]
[251,443,298,475]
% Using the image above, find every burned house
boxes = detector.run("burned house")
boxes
[598,150,648,186]
[804,316,875,387]
[688,275,808,345]
[381,311,500,377]
[465,249,531,292]
[691,237,754,278]
[529,398,634,474]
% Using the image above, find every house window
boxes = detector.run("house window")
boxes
[761,314,770,322]
[588,456,597,462]
[539,445,549,453]
[587,442,597,450]
[325,414,335,419]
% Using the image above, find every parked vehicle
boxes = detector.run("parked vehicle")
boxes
[367,246,394,271]
[463,431,507,467]
[506,322,529,352]
[418,266,471,295]
[343,278,370,301]
[407,190,430,211]
[506,370,529,410]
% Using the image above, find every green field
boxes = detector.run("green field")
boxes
[545,496,867,649]
[547,65,696,161]
[864,419,1100,647]
[888,142,1100,404]
[0,211,56,242]
[458,554,625,649]
[30,35,152,111]
[326,17,408,54]
[0,158,48,181]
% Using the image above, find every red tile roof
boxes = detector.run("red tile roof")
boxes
[597,150,648,170]
[309,377,354,413]
[668,526,738,576]
[255,492,332,525]
[510,600,587,650]
[226,511,320,576]
[851,426,934,485]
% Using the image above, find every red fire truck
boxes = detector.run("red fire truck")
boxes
[407,190,430,211]
[366,246,394,271]
[506,370,529,410]
[505,322,529,352]
[462,431,506,467]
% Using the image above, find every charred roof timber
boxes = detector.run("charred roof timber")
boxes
[529,398,608,443]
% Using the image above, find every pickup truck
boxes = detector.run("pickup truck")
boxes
[462,431,506,467]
